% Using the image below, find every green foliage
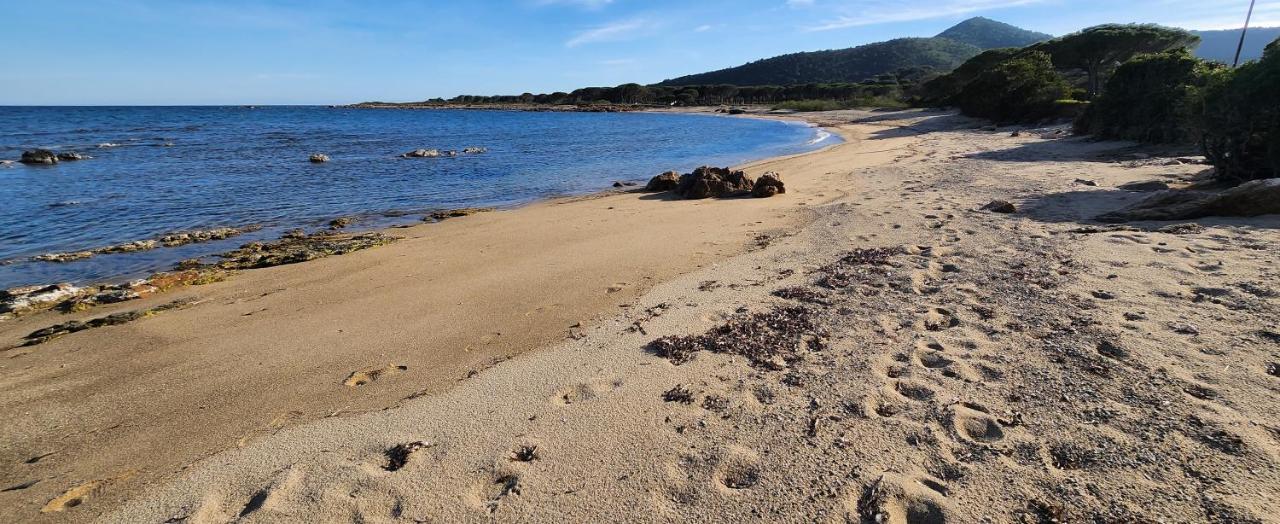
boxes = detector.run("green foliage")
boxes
[773,97,908,112]
[935,16,1052,50]
[954,51,1071,123]
[1031,24,1200,96]
[657,38,981,87]
[918,48,1020,104]
[1193,38,1280,182]
[1075,50,1223,143]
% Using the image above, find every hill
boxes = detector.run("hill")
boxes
[1192,27,1280,63]
[936,16,1052,49]
[656,37,980,86]
[656,17,1050,87]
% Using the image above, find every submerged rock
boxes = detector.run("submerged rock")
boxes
[753,172,786,198]
[462,147,487,154]
[56,152,88,161]
[309,153,330,163]
[644,171,682,192]
[329,216,355,229]
[676,166,755,199]
[1,283,82,316]
[31,251,94,263]
[425,207,494,221]
[26,226,260,264]
[20,149,58,165]
[1097,178,1280,222]
[981,200,1017,213]
[208,231,399,270]
[402,149,442,158]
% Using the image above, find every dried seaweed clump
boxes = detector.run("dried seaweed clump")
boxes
[816,246,905,289]
[771,286,831,305]
[648,306,816,367]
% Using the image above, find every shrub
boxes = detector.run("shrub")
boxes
[1194,38,1280,182]
[918,48,1020,105]
[773,97,908,112]
[1032,24,1200,97]
[954,51,1072,123]
[1075,50,1223,143]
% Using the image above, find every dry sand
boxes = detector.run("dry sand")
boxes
[4,109,1279,523]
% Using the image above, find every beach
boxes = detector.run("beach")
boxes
[3,109,1279,523]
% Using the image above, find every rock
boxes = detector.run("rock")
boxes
[462,147,487,154]
[753,172,786,198]
[94,240,159,254]
[329,217,355,229]
[20,149,58,165]
[644,171,682,192]
[1074,179,1098,186]
[156,227,255,247]
[1,283,81,315]
[1010,130,1022,137]
[425,207,494,221]
[1,160,14,168]
[612,181,638,188]
[1097,178,1280,222]
[728,108,746,115]
[1116,180,1170,192]
[981,200,1017,213]
[56,152,88,161]
[309,153,330,163]
[31,251,94,263]
[402,149,442,158]
[675,166,755,199]
[208,231,398,270]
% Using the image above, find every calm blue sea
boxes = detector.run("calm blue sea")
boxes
[0,107,834,288]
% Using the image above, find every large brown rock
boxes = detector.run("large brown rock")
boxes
[1097,178,1280,222]
[676,166,755,199]
[644,171,682,192]
[753,172,785,198]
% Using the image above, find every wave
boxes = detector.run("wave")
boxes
[807,129,833,145]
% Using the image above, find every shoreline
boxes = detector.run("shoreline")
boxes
[0,107,833,292]
[0,113,868,522]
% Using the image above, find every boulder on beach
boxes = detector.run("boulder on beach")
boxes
[1097,178,1280,222]
[644,171,682,192]
[20,149,58,165]
[1117,180,1170,192]
[675,166,755,199]
[402,149,442,158]
[981,200,1017,213]
[753,172,786,198]
[309,153,330,163]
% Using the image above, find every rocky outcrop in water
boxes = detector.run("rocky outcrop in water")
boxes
[403,149,443,158]
[310,153,330,163]
[463,147,487,154]
[25,226,260,264]
[56,152,88,161]
[204,231,399,270]
[20,149,58,165]
[425,208,495,221]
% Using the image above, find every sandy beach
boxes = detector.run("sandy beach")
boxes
[3,109,1278,523]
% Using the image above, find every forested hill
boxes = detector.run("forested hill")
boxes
[656,37,981,86]
[656,17,1050,87]
[1192,27,1280,63]
[936,16,1052,49]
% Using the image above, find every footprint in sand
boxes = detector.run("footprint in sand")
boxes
[238,466,306,518]
[890,380,937,403]
[950,405,1005,444]
[920,307,960,331]
[713,447,763,492]
[467,472,522,514]
[40,471,135,513]
[854,472,953,524]
[550,377,624,406]
[343,365,408,387]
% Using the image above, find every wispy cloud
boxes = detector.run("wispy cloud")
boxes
[565,18,650,47]
[805,0,1046,31]
[786,0,816,7]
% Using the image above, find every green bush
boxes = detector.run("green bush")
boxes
[918,48,1020,105]
[1194,38,1280,182]
[1075,50,1223,143]
[773,97,908,112]
[954,51,1072,123]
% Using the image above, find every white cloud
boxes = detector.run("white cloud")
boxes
[787,0,816,7]
[565,18,650,47]
[805,0,1046,31]
[694,24,714,32]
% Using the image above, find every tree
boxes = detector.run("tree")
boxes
[1076,49,1223,143]
[1193,37,1280,182]
[1032,24,1200,97]
[954,51,1071,123]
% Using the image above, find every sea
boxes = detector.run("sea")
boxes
[0,106,835,289]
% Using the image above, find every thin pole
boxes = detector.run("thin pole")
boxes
[1233,0,1257,67]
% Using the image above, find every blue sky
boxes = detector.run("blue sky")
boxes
[1,0,1275,105]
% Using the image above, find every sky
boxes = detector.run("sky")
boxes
[1,0,1275,105]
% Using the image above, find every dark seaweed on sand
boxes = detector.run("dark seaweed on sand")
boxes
[648,306,816,367]
[816,246,905,289]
